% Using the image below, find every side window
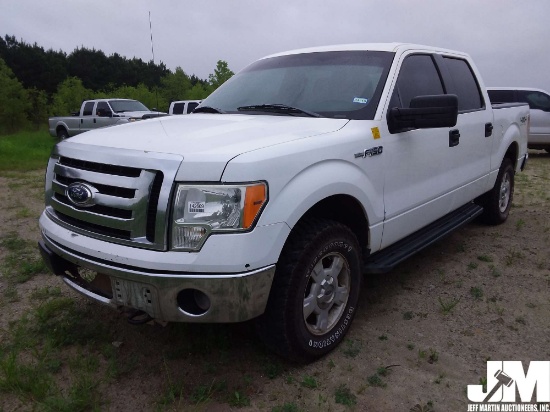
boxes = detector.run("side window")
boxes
[443,57,483,111]
[187,102,199,113]
[172,103,185,115]
[517,90,550,111]
[393,55,444,108]
[96,101,110,116]
[82,101,95,116]
[487,90,516,104]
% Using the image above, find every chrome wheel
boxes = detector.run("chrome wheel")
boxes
[303,252,350,335]
[499,172,511,213]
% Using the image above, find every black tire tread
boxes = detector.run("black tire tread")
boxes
[481,158,514,225]
[257,217,360,362]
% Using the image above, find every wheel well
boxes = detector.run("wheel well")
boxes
[56,126,67,134]
[299,195,369,258]
[504,142,518,169]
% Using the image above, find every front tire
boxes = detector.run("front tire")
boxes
[257,218,362,362]
[481,158,515,225]
[57,128,69,140]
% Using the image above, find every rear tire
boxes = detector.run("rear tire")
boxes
[481,158,514,225]
[257,218,362,362]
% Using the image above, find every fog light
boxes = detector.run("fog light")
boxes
[177,289,211,316]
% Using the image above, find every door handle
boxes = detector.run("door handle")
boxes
[485,122,493,137]
[449,129,460,147]
[93,119,97,123]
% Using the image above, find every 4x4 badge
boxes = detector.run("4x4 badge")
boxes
[355,146,383,159]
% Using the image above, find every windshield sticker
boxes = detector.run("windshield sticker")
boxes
[188,201,205,213]
[353,97,368,104]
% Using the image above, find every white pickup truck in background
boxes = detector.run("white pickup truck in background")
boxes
[48,98,165,140]
[39,43,528,362]
[488,87,550,151]
[168,100,201,115]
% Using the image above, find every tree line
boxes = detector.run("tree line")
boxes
[0,35,234,133]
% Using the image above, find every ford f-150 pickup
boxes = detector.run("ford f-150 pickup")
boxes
[48,98,165,140]
[38,43,529,362]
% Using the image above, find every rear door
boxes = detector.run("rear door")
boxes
[436,55,493,204]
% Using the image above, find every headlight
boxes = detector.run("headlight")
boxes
[171,182,267,251]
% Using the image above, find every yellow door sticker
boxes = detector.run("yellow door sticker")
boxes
[371,127,381,139]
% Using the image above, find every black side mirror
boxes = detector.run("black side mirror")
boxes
[388,94,458,134]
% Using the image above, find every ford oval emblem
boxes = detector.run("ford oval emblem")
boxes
[66,182,97,207]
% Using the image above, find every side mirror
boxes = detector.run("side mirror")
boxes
[387,94,458,134]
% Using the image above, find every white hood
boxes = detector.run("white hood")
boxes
[65,114,348,180]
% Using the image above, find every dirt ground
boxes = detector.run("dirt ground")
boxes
[0,151,549,411]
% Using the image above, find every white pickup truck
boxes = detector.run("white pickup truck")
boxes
[487,87,550,151]
[48,98,165,140]
[38,43,528,362]
[168,100,201,115]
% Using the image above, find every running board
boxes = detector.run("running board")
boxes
[364,203,483,274]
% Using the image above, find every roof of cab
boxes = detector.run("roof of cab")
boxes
[261,43,468,60]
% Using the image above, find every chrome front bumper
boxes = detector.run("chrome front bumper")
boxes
[39,234,275,323]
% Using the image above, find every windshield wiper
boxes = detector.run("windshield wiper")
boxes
[193,106,226,114]
[237,104,321,118]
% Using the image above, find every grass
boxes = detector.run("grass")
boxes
[438,296,461,314]
[334,384,356,406]
[0,297,111,410]
[301,375,318,389]
[0,130,54,172]
[477,254,493,263]
[1,232,46,285]
[470,286,484,300]
[228,391,250,407]
[264,359,283,379]
[504,249,524,266]
[342,339,362,358]
[272,403,299,412]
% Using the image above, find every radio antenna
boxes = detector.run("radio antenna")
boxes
[149,11,155,63]
[148,11,160,113]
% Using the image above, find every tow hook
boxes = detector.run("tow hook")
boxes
[126,309,153,325]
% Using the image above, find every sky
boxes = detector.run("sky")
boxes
[1,0,549,92]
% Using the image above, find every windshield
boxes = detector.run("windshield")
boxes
[109,100,150,113]
[200,51,394,120]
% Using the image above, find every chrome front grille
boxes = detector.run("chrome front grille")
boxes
[45,143,182,251]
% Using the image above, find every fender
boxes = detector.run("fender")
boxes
[488,115,526,189]
[262,159,382,228]
[249,158,385,255]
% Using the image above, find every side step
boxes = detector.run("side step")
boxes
[364,203,483,274]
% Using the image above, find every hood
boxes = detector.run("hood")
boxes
[64,114,348,180]
[119,110,165,118]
